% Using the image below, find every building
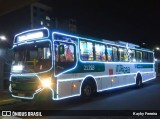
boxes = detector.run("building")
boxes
[56,17,77,33]
[31,2,55,28]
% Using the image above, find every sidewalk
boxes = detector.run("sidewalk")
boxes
[0,89,16,105]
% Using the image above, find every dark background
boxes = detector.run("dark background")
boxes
[0,0,160,49]
[41,0,160,49]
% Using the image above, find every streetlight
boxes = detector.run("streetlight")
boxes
[142,42,146,45]
[141,42,147,48]
[0,35,7,41]
[156,47,160,50]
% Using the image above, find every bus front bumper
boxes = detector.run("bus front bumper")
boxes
[10,87,55,101]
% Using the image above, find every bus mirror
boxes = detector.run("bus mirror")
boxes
[59,45,65,55]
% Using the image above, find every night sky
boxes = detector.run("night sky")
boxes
[41,0,160,49]
[1,0,159,49]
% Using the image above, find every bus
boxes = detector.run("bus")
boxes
[9,27,156,101]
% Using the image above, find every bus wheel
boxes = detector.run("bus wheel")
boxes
[136,74,142,88]
[81,81,94,98]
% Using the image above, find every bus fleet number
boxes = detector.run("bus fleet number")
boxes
[84,65,95,71]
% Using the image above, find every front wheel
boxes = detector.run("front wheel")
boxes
[81,81,94,98]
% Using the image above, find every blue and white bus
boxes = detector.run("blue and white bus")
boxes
[9,27,156,101]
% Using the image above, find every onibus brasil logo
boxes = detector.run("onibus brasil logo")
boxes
[1,111,42,117]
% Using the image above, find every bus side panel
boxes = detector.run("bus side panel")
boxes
[57,79,82,99]
[58,81,72,99]
[96,77,119,91]
[118,76,127,86]
[127,74,136,84]
[134,64,155,82]
[142,72,155,82]
[56,63,155,99]
[101,77,112,90]
[71,80,82,95]
[110,76,119,87]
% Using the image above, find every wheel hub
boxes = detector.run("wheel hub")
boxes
[84,85,92,96]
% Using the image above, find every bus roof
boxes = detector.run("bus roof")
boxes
[14,27,153,52]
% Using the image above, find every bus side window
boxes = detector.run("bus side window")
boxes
[56,43,75,62]
[136,51,142,62]
[65,45,74,62]
[119,47,124,61]
[54,41,76,75]
[124,48,129,62]
[130,50,136,62]
[113,46,118,61]
[148,52,153,62]
[142,51,148,62]
[95,43,106,61]
[106,45,112,61]
[80,40,94,61]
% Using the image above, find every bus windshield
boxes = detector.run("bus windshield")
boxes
[11,41,52,73]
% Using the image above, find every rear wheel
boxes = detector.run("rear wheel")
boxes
[136,74,142,88]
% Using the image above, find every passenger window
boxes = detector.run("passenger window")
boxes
[54,41,76,75]
[124,48,129,62]
[142,52,148,62]
[107,45,112,61]
[148,52,154,62]
[95,43,106,61]
[55,44,75,62]
[80,41,94,61]
[136,51,142,62]
[119,48,125,61]
[113,46,118,61]
[130,50,136,62]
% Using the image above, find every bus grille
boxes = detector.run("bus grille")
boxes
[11,76,40,91]
[11,76,38,83]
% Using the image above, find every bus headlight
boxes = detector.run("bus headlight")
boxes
[12,65,23,71]
[41,78,51,87]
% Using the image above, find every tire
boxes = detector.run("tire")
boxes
[81,81,94,99]
[136,74,142,88]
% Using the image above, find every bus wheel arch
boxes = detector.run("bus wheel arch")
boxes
[136,73,142,87]
[81,77,97,98]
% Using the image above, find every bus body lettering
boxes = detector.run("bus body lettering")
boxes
[84,65,95,71]
[116,65,130,73]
